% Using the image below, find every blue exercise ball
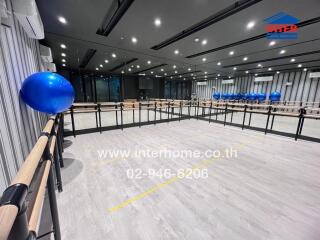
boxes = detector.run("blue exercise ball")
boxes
[20,72,75,114]
[249,93,258,101]
[222,93,228,100]
[269,91,281,102]
[212,92,221,100]
[234,93,241,100]
[258,93,266,101]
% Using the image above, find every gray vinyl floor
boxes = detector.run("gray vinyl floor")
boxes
[58,118,320,240]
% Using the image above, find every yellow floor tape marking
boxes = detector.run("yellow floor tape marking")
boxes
[108,139,254,213]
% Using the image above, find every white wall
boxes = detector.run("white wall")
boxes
[192,70,320,103]
[0,0,47,192]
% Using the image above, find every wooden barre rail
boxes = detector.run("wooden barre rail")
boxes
[0,116,57,240]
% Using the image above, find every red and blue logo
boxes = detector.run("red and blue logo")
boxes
[264,12,299,39]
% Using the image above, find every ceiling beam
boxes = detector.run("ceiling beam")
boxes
[223,49,320,68]
[133,64,168,74]
[151,0,263,50]
[109,58,138,72]
[186,16,320,58]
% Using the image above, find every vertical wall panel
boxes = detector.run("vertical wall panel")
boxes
[193,69,320,103]
[0,0,46,192]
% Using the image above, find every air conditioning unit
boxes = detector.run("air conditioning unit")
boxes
[43,62,56,72]
[40,45,53,62]
[12,0,44,39]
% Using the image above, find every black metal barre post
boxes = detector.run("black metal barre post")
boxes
[56,115,64,168]
[70,106,76,137]
[209,101,212,123]
[179,101,182,121]
[98,104,102,133]
[196,100,199,120]
[242,105,247,130]
[132,103,135,124]
[167,102,170,123]
[43,132,62,240]
[154,102,157,125]
[147,103,150,123]
[230,106,234,123]
[188,101,191,119]
[139,102,141,128]
[52,120,63,192]
[115,105,118,127]
[223,103,228,126]
[295,108,306,140]
[265,106,272,135]
[120,103,123,130]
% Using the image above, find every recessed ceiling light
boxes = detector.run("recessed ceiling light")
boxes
[170,76,173,79]
[233,67,237,70]
[179,75,182,78]
[131,65,134,68]
[243,57,248,61]
[255,73,258,76]
[246,21,255,30]
[62,59,66,62]
[96,68,99,71]
[174,70,178,74]
[161,68,164,71]
[173,65,176,69]
[193,77,196,79]
[60,44,66,49]
[174,49,179,55]
[229,51,234,56]
[290,58,296,62]
[257,64,262,67]
[58,16,67,24]
[131,37,137,43]
[112,53,117,58]
[201,39,207,45]
[128,68,132,71]
[269,41,276,46]
[217,62,221,66]
[303,68,307,71]
[297,64,302,68]
[188,68,191,71]
[154,18,161,27]
[100,64,103,68]
[204,71,208,74]
[136,65,140,68]
[194,38,199,42]
[191,73,194,76]
[204,76,207,78]
[151,71,154,74]
[245,70,249,74]
[183,78,186,80]
[147,60,151,64]
[276,71,280,74]
[120,36,125,40]
[164,73,167,76]
[202,57,207,62]
[268,68,272,71]
[105,59,109,63]
[280,49,286,54]
[62,63,66,67]
[61,53,66,57]
[121,70,125,74]
[217,74,221,77]
[228,76,231,79]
